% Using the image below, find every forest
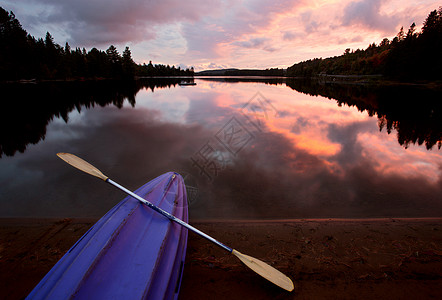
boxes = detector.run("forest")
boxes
[0,7,194,81]
[287,8,442,81]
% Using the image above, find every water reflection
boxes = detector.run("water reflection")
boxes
[0,79,185,157]
[286,78,442,150]
[198,77,285,85]
[0,78,441,219]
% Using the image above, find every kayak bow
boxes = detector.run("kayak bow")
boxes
[27,172,188,300]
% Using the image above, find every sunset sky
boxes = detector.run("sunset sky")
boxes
[2,0,440,71]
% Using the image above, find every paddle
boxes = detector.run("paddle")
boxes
[57,153,294,292]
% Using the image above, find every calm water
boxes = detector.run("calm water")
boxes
[0,78,441,219]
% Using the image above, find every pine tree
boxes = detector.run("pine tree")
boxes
[106,45,122,78]
[106,45,120,64]
[0,8,30,79]
[422,9,440,34]
[122,46,135,78]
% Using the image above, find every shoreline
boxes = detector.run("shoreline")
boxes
[1,218,442,299]
[2,76,441,89]
[191,217,442,223]
[2,216,442,223]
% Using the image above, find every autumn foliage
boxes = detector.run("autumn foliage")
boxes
[287,8,442,81]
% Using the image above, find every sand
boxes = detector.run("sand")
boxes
[1,218,442,299]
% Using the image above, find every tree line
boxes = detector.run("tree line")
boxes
[0,7,194,81]
[287,8,442,81]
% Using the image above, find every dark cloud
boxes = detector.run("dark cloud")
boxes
[342,0,400,32]
[233,38,271,50]
[207,62,229,69]
[0,106,208,217]
[18,0,303,57]
[301,11,320,33]
[282,31,300,41]
[290,116,309,134]
[338,35,365,44]
[21,0,221,46]
[327,120,373,167]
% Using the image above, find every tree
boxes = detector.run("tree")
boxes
[45,32,55,49]
[64,42,71,54]
[422,9,440,34]
[396,26,405,42]
[0,8,30,79]
[87,47,106,78]
[61,42,72,78]
[70,47,87,77]
[406,22,417,40]
[122,46,135,78]
[146,61,155,76]
[43,32,60,78]
[379,38,390,48]
[106,45,120,64]
[106,45,122,78]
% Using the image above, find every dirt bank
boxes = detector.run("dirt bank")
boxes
[1,218,442,299]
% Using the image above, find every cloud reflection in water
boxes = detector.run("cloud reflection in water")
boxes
[0,79,441,219]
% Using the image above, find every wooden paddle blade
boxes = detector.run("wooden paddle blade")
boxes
[57,153,109,181]
[232,249,294,292]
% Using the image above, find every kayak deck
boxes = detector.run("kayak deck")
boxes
[27,172,188,300]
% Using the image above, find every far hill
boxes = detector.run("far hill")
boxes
[196,68,285,76]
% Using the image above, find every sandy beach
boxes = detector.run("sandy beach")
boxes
[1,218,442,299]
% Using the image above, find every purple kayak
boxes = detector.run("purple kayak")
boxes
[27,172,188,300]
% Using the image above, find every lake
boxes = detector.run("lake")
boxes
[0,78,441,219]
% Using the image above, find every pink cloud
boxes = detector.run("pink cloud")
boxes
[232,37,277,52]
[234,37,269,49]
[342,0,400,33]
[282,31,300,41]
[182,0,304,58]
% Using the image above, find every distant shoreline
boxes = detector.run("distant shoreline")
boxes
[197,74,442,88]
[1,76,195,84]
[2,75,441,89]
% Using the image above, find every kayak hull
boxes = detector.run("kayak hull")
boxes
[27,172,188,300]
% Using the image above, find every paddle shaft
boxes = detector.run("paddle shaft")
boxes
[107,178,233,253]
[56,153,293,291]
